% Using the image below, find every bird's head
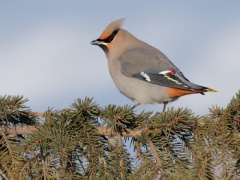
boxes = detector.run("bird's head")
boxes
[91,18,125,54]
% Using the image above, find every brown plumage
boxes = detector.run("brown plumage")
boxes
[91,18,217,111]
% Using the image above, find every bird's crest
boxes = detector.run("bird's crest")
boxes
[99,18,125,40]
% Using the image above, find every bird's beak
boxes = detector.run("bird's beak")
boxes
[91,39,98,45]
[91,39,107,46]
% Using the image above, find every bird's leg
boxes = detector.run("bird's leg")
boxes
[156,102,168,114]
[162,102,168,112]
[131,102,140,110]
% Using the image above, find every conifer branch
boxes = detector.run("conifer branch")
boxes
[149,140,166,180]
[0,125,37,135]
[0,125,145,137]
[118,134,125,180]
[40,144,47,180]
[0,132,14,162]
[0,92,240,179]
[0,109,213,137]
[27,112,45,116]
[102,158,107,180]
[0,168,9,180]
[199,155,210,178]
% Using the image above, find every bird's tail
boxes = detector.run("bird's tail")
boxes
[167,86,217,98]
[202,87,218,93]
[188,82,218,93]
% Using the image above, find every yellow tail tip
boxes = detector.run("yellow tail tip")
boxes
[205,88,218,92]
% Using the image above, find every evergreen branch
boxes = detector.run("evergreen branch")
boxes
[0,132,14,163]
[199,155,210,179]
[0,104,22,109]
[18,161,30,180]
[0,125,36,135]
[41,158,47,180]
[0,168,9,180]
[0,120,225,138]
[40,144,47,180]
[149,140,166,180]
[27,112,45,116]
[0,125,145,137]
[117,134,125,180]
[102,158,107,180]
[97,126,145,137]
[0,92,239,179]
[134,138,141,157]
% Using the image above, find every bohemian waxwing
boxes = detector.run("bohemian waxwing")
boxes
[91,18,217,111]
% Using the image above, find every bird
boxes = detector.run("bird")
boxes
[91,18,217,111]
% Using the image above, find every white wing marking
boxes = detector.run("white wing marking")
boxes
[140,72,151,82]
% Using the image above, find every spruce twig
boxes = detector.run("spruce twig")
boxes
[149,139,166,180]
[0,169,9,180]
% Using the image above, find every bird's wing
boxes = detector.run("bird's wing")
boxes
[119,48,202,91]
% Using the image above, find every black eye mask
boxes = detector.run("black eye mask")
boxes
[98,30,119,43]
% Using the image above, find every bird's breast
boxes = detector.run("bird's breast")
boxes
[107,61,173,104]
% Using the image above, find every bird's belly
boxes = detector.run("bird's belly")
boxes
[112,73,174,105]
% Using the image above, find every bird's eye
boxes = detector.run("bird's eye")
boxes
[106,36,113,42]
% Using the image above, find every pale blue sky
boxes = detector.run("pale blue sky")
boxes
[1,1,240,115]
